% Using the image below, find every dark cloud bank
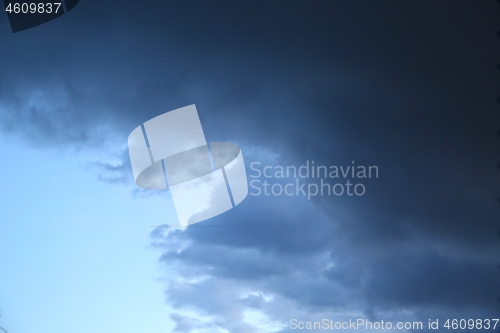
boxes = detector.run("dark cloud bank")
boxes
[0,1,499,332]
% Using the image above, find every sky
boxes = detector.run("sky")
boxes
[0,1,499,332]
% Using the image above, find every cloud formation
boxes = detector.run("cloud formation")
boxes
[1,1,499,332]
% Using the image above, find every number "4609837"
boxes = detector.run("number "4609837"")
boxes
[5,2,62,14]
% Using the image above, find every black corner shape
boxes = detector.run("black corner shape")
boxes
[64,0,77,12]
[3,0,79,33]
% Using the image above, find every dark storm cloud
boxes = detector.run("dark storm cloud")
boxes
[1,0,499,331]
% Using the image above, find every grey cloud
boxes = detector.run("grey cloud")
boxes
[1,0,499,332]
